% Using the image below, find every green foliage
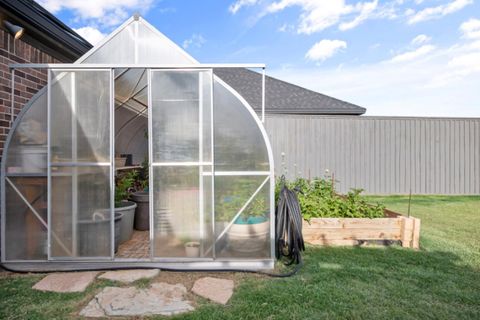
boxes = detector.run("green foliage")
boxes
[114,171,137,207]
[137,157,149,191]
[215,177,268,222]
[276,177,385,220]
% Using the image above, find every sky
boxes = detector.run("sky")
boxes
[37,0,480,117]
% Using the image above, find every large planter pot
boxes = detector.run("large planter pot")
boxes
[131,191,150,231]
[79,212,122,255]
[116,201,137,244]
[227,218,269,253]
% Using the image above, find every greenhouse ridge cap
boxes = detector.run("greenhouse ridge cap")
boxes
[9,63,267,69]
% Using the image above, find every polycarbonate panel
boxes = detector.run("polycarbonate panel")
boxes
[5,93,47,174]
[153,166,212,258]
[115,68,146,103]
[50,70,110,163]
[50,166,111,258]
[5,177,47,260]
[137,22,196,64]
[214,175,270,258]
[83,23,135,63]
[115,107,148,165]
[134,86,148,106]
[151,71,210,162]
[201,72,213,162]
[213,79,269,171]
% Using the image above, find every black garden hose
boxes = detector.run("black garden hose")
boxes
[273,176,305,268]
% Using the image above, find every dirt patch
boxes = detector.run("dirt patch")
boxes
[152,271,265,291]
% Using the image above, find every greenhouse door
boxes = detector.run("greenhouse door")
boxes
[47,70,114,260]
[149,69,214,259]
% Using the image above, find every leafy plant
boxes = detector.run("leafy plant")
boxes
[276,177,385,220]
[115,171,137,207]
[215,178,269,223]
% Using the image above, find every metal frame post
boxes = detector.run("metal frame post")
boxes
[198,71,204,256]
[147,69,154,259]
[110,68,115,259]
[47,69,52,260]
[210,69,215,260]
[261,67,265,123]
[71,72,78,257]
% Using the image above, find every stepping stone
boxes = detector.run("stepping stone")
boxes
[99,269,159,283]
[80,283,194,317]
[33,271,99,293]
[191,277,234,305]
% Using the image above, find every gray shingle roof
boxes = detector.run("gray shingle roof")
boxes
[213,68,366,115]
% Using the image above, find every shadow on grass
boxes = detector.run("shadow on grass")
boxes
[174,246,480,320]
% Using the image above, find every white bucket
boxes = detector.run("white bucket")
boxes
[17,145,47,173]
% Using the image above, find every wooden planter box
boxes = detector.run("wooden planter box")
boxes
[302,210,420,249]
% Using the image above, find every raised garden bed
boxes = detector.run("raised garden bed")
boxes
[278,177,421,249]
[302,209,421,249]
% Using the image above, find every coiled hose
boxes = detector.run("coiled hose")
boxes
[270,176,305,276]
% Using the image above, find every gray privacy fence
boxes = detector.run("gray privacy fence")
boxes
[265,115,480,195]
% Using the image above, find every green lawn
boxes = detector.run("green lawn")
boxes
[0,196,479,319]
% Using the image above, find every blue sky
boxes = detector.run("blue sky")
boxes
[39,0,480,117]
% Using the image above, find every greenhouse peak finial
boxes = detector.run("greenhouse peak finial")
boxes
[133,13,140,20]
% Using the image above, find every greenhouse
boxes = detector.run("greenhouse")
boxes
[1,16,274,271]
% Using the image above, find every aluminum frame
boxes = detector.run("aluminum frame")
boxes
[1,63,275,270]
[149,68,215,260]
[9,63,267,124]
[47,68,114,261]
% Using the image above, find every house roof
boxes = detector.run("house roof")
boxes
[213,68,366,115]
[0,0,93,61]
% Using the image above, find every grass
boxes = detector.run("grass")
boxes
[0,196,479,319]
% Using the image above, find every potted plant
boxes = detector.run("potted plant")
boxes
[216,180,270,253]
[184,241,200,257]
[131,158,149,231]
[115,171,137,244]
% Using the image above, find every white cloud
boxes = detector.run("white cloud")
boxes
[263,0,394,34]
[407,0,473,24]
[460,18,480,39]
[411,34,431,46]
[232,0,402,33]
[183,34,206,49]
[278,23,295,32]
[37,0,153,27]
[389,44,436,62]
[339,0,378,31]
[229,0,258,14]
[270,32,480,117]
[74,26,106,45]
[305,39,347,62]
[265,0,352,34]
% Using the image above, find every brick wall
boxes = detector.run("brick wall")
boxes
[0,29,63,161]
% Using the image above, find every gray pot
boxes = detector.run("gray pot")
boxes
[131,191,150,231]
[116,201,137,244]
[79,212,122,255]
